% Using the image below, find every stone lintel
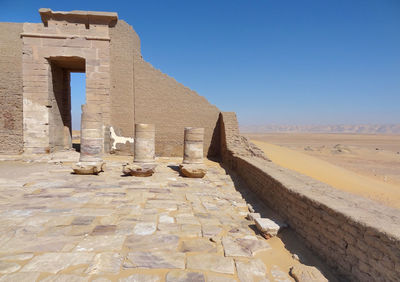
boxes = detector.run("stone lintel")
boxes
[20,32,111,41]
[39,8,118,27]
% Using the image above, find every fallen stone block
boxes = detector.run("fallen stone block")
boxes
[290,265,328,282]
[72,162,105,175]
[246,213,261,221]
[179,164,207,178]
[254,218,287,238]
[122,163,156,177]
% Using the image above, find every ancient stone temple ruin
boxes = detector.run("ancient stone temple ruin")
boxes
[0,8,220,156]
[0,9,399,281]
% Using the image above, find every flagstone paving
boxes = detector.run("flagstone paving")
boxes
[0,156,330,281]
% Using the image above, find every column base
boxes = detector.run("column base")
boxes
[72,161,105,175]
[179,164,207,178]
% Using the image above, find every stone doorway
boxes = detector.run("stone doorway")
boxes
[21,9,115,154]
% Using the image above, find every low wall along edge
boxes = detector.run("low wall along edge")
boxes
[219,112,400,281]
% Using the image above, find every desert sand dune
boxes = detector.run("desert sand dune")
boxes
[250,136,400,209]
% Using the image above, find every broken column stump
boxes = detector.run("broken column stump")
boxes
[179,127,207,178]
[72,104,105,175]
[122,123,156,177]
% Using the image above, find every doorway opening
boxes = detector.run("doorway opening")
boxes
[48,56,85,152]
[71,72,86,152]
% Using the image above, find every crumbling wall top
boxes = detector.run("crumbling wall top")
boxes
[39,8,118,27]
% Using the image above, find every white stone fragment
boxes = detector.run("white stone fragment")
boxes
[246,213,261,221]
[255,218,286,238]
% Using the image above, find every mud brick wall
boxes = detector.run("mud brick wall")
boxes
[109,20,138,154]
[133,52,220,157]
[0,23,23,154]
[220,112,400,281]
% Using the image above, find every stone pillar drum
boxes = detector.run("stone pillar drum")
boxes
[134,123,155,163]
[183,127,204,164]
[79,104,103,163]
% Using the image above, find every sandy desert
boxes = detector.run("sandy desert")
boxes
[245,133,400,209]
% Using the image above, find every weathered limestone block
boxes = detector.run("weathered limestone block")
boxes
[180,127,207,178]
[255,218,287,239]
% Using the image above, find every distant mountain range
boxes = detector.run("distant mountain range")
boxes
[240,124,400,134]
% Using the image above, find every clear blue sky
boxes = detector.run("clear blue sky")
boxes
[2,0,399,128]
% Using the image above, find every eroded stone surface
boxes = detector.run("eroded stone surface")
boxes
[127,251,185,269]
[290,265,328,282]
[0,253,34,261]
[125,234,179,251]
[222,236,271,257]
[236,259,268,281]
[206,274,238,282]
[186,254,235,274]
[271,265,291,282]
[74,236,125,252]
[85,252,123,274]
[0,272,41,282]
[166,270,205,282]
[180,238,217,253]
[21,252,94,273]
[119,273,161,282]
[0,261,20,274]
[133,222,156,235]
[41,274,89,282]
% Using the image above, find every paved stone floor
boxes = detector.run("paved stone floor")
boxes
[0,156,331,281]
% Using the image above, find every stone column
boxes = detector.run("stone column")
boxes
[183,127,204,164]
[72,104,105,175]
[180,127,206,178]
[122,123,156,177]
[134,123,155,163]
[80,104,103,162]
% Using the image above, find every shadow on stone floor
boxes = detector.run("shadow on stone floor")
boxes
[219,163,340,282]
